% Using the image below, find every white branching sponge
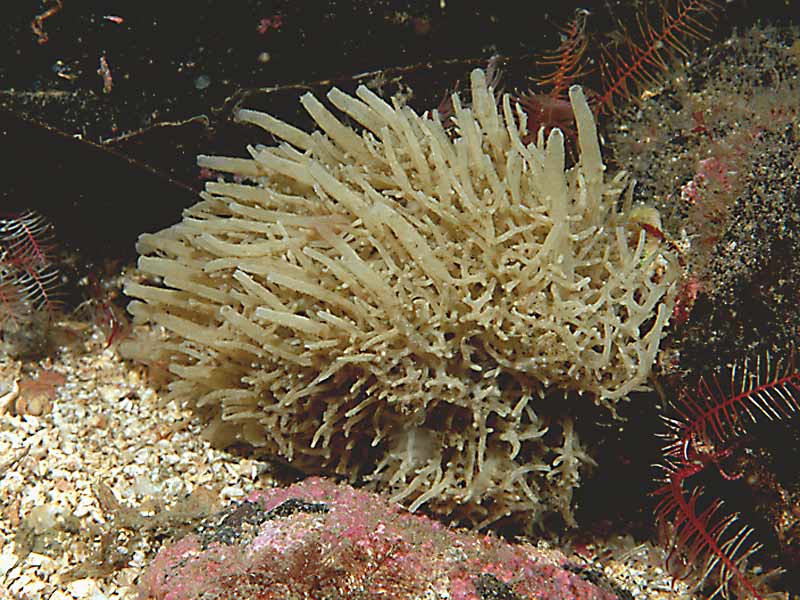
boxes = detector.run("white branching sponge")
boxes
[124,69,679,527]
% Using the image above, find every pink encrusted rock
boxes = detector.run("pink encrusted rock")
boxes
[139,477,624,600]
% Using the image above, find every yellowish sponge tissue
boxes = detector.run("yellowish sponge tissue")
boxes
[124,69,679,528]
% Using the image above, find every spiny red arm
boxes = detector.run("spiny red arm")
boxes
[0,210,53,268]
[535,9,591,99]
[654,465,765,599]
[0,211,60,318]
[674,351,800,451]
[596,0,719,112]
[655,349,800,598]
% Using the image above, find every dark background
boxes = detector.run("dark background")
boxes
[1,0,794,260]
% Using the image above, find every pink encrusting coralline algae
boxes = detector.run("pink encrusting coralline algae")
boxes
[138,477,623,600]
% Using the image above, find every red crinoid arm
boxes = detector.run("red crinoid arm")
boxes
[0,278,27,326]
[0,210,54,268]
[11,264,61,313]
[596,0,719,113]
[654,464,766,599]
[655,349,800,598]
[535,8,591,99]
[670,350,800,456]
[0,210,61,318]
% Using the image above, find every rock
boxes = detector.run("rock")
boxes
[139,477,623,600]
